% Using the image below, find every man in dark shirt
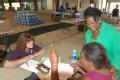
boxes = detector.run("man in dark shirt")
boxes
[112,5,119,17]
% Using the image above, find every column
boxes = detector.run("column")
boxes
[18,0,22,9]
[77,0,80,11]
[100,0,103,10]
[8,0,12,10]
[59,0,63,6]
[53,0,55,10]
[105,0,108,12]
[1,0,4,10]
[55,0,59,11]
[107,2,111,13]
[34,0,38,11]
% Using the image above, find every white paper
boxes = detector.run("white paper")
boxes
[43,58,51,68]
[43,58,73,74]
[58,63,73,73]
[20,60,40,73]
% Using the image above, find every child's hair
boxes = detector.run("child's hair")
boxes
[16,32,34,51]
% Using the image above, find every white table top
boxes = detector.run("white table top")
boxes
[0,57,73,80]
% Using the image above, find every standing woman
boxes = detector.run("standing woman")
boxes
[84,7,120,79]
[4,32,44,68]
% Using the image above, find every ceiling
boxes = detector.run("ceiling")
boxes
[108,0,120,2]
[1,0,120,3]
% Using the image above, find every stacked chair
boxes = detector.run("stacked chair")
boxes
[15,11,44,26]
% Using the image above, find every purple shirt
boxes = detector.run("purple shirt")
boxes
[85,71,112,80]
[6,44,41,60]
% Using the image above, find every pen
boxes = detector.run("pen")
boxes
[26,61,29,68]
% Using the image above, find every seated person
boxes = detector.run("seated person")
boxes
[49,42,115,80]
[0,41,7,66]
[4,32,44,68]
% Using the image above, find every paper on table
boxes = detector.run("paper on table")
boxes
[43,58,51,68]
[43,57,60,68]
[20,60,40,73]
[58,63,73,74]
[43,58,73,74]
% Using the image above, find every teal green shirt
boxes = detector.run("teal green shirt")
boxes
[86,20,120,69]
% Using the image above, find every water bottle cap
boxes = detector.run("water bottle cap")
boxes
[73,50,76,53]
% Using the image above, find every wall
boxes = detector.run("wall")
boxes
[108,0,120,2]
[38,0,54,10]
[80,0,90,11]
[38,0,41,10]
[79,0,101,11]
[47,0,54,10]
[61,0,102,11]
[95,0,100,9]
[62,0,91,12]
[63,0,77,9]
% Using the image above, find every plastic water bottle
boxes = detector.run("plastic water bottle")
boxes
[71,50,77,63]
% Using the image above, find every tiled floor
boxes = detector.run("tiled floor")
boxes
[41,32,85,63]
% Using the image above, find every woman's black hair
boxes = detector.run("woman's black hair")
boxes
[82,42,111,70]
[84,7,102,22]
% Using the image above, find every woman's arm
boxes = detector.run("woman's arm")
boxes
[51,64,59,80]
[49,44,59,80]
[4,55,34,68]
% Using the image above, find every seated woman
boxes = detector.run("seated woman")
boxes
[4,32,44,68]
[49,42,114,80]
